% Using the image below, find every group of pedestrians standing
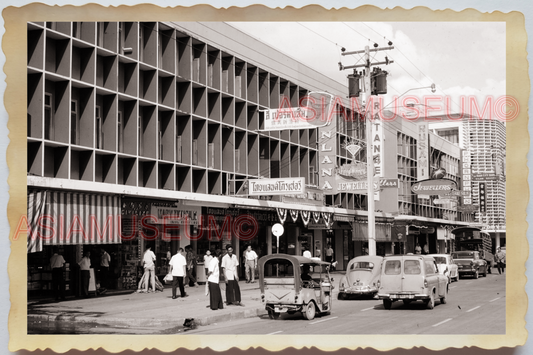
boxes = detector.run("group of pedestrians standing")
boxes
[206,244,245,310]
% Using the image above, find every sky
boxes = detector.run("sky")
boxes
[228,22,506,116]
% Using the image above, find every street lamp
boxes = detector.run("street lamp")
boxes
[380,84,436,112]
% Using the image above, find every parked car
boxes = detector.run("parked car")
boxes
[377,255,449,310]
[258,254,334,321]
[451,250,488,279]
[429,254,459,283]
[338,255,383,299]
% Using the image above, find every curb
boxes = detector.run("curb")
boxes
[28,305,267,330]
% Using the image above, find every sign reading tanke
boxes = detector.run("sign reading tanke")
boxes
[249,177,305,196]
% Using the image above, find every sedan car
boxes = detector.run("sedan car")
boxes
[429,254,459,283]
[451,250,488,279]
[337,255,383,299]
[377,255,448,310]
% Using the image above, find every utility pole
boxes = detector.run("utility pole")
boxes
[339,43,393,256]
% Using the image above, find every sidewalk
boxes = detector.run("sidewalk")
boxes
[28,280,267,332]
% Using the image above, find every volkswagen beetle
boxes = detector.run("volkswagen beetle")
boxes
[338,255,383,299]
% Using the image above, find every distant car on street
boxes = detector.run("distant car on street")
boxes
[337,255,383,300]
[451,250,488,279]
[377,254,449,310]
[429,254,459,283]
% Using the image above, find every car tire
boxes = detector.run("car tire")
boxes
[268,310,280,320]
[303,302,316,320]
[474,270,479,279]
[426,292,435,310]
[383,299,392,310]
[402,299,412,306]
[338,293,346,300]
[440,286,448,304]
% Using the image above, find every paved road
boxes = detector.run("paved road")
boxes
[186,272,506,335]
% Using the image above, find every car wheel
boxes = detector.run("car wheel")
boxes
[426,292,435,310]
[338,292,346,300]
[402,299,412,306]
[474,270,479,279]
[303,302,316,320]
[383,299,392,310]
[440,286,448,304]
[268,310,280,320]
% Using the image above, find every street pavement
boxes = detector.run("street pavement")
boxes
[27,278,273,334]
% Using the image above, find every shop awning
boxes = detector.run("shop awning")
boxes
[352,219,392,242]
[27,190,122,252]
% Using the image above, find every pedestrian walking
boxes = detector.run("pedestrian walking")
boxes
[495,247,506,274]
[78,251,91,298]
[184,246,199,287]
[169,248,187,299]
[50,247,66,301]
[325,243,335,270]
[142,245,156,293]
[221,244,242,306]
[99,248,111,291]
[243,245,258,283]
[207,250,224,310]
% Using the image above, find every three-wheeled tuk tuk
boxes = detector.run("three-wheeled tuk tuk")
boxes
[258,254,334,320]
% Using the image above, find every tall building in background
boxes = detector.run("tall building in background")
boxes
[430,118,506,248]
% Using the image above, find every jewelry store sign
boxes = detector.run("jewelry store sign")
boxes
[249,177,305,196]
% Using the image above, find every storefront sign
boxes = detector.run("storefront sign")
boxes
[248,177,305,196]
[411,179,457,196]
[372,117,384,200]
[457,204,479,212]
[417,122,430,181]
[150,203,201,226]
[262,92,333,131]
[337,162,367,180]
[337,178,399,193]
[461,150,472,205]
[472,173,500,181]
[444,190,470,196]
[281,186,324,206]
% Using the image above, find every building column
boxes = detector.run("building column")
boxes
[495,232,501,249]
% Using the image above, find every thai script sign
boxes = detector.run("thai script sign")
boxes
[248,177,305,196]
[262,91,333,131]
[411,179,457,195]
[461,150,473,205]
[417,122,430,181]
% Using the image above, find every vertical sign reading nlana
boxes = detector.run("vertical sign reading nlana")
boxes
[316,93,336,194]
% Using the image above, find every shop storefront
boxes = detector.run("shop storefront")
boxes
[27,190,122,297]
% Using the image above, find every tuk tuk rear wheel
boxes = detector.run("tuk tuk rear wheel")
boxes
[383,299,392,310]
[268,310,280,320]
[303,302,316,320]
[338,293,346,300]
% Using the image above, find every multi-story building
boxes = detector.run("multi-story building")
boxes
[26,21,469,297]
[430,118,506,249]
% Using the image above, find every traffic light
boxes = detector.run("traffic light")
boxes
[478,182,486,213]
[348,72,361,98]
[371,67,388,95]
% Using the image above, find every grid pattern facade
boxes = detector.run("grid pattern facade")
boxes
[463,119,506,228]
[27,21,367,209]
[397,131,461,220]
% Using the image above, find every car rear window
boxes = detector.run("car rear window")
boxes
[384,260,401,275]
[433,257,446,264]
[404,260,421,274]
[350,262,374,270]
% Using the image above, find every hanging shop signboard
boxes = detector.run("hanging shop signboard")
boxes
[411,179,457,196]
[248,177,305,196]
[261,91,334,131]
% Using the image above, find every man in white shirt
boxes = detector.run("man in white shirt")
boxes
[221,244,242,306]
[99,248,111,291]
[50,247,66,301]
[169,248,188,299]
[244,245,258,283]
[207,250,224,310]
[142,245,156,293]
[78,251,91,298]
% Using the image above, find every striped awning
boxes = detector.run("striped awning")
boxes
[27,190,122,251]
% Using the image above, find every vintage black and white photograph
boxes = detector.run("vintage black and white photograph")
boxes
[23,19,511,338]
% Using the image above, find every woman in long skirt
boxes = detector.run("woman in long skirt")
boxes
[207,252,224,310]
